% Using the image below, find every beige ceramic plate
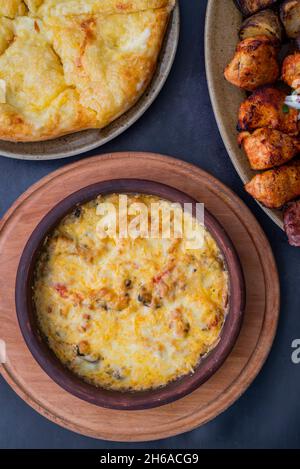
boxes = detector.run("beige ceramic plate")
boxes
[0,4,179,161]
[205,0,283,229]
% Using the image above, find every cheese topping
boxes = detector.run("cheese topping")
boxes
[33,194,229,391]
[0,79,6,103]
[0,1,175,142]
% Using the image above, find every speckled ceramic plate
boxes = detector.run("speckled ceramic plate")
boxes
[0,3,180,161]
[205,0,283,229]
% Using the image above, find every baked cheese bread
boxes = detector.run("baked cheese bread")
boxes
[33,194,229,391]
[0,0,175,141]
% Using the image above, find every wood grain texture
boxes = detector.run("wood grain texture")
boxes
[205,0,283,229]
[0,152,280,442]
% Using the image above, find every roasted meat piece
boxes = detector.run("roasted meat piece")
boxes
[282,52,300,89]
[284,200,300,246]
[238,87,299,135]
[245,162,300,208]
[224,36,279,91]
[238,128,300,169]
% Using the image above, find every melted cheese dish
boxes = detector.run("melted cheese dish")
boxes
[0,0,174,141]
[33,194,229,391]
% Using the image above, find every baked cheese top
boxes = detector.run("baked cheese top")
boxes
[0,1,174,141]
[33,194,229,391]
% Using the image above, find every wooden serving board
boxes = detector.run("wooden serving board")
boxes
[0,152,280,442]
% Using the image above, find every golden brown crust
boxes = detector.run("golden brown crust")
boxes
[0,1,27,19]
[224,36,279,92]
[282,52,300,89]
[238,128,300,170]
[0,1,174,142]
[238,86,299,135]
[35,0,174,16]
[0,91,97,142]
[0,18,14,55]
[33,193,228,391]
[245,161,300,208]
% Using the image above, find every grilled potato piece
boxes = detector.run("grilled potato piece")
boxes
[245,162,300,208]
[235,0,278,17]
[224,36,279,91]
[238,128,300,169]
[239,9,283,42]
[280,0,300,38]
[238,86,299,135]
[282,52,300,89]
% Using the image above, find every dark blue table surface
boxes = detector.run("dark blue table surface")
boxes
[1,0,300,449]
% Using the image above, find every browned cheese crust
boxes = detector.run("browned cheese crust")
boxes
[0,1,175,142]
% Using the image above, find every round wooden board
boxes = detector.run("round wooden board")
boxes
[0,4,180,161]
[0,152,280,442]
